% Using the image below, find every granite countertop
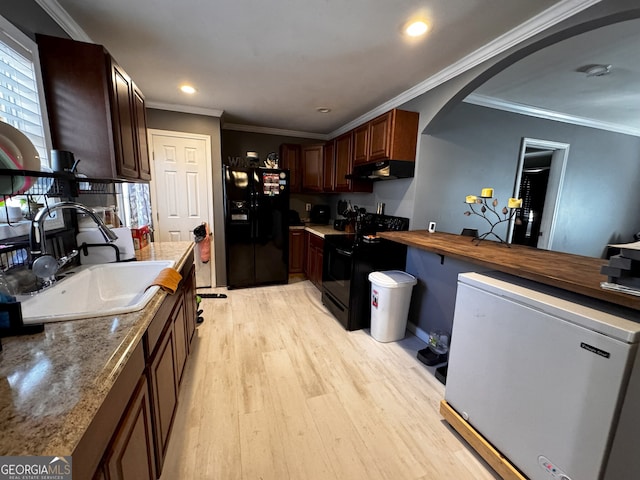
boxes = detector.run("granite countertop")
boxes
[379,230,640,311]
[0,241,194,457]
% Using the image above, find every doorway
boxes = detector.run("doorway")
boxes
[508,138,569,249]
[148,129,215,287]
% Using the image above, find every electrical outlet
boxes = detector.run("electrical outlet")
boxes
[305,203,311,211]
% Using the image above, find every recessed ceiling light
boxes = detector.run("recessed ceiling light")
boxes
[316,107,331,113]
[584,64,612,77]
[406,21,428,37]
[180,85,196,94]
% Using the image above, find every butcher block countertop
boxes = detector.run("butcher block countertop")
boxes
[379,230,640,311]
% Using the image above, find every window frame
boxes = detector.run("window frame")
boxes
[0,13,52,168]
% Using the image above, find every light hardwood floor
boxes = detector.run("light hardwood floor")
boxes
[160,280,499,480]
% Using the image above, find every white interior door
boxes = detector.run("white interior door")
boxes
[149,129,215,287]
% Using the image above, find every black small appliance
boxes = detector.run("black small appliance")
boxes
[310,204,330,224]
[289,209,303,226]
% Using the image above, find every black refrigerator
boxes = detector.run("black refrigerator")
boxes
[223,166,290,289]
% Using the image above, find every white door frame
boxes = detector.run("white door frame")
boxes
[148,128,215,286]
[508,137,570,250]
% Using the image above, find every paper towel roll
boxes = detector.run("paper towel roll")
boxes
[77,227,135,264]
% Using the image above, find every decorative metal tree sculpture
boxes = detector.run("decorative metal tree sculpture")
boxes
[464,189,523,245]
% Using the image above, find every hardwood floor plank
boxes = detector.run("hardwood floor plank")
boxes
[160,281,499,480]
[238,407,290,480]
[306,392,386,480]
[234,321,269,414]
[262,349,337,479]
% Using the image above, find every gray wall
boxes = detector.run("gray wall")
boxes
[0,1,68,40]
[405,249,491,337]
[221,129,318,165]
[416,102,640,258]
[146,109,225,285]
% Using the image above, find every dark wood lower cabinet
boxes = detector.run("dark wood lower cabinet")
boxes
[289,229,306,274]
[149,316,179,474]
[305,232,324,288]
[104,377,156,480]
[173,297,188,386]
[83,251,197,480]
[183,264,197,347]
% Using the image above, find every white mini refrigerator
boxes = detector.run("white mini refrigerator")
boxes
[445,272,640,480]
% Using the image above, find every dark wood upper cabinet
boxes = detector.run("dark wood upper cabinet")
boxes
[323,140,335,192]
[353,124,369,166]
[368,111,392,160]
[36,34,150,181]
[301,144,324,192]
[133,85,152,180]
[279,144,301,193]
[368,109,419,162]
[111,61,139,179]
[334,133,352,192]
[332,133,372,193]
[350,109,420,166]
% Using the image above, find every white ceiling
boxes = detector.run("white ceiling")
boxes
[42,0,600,136]
[468,16,640,136]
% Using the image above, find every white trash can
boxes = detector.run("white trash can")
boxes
[368,270,417,342]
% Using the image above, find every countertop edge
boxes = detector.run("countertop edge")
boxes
[379,231,640,311]
[0,241,195,457]
[290,224,343,238]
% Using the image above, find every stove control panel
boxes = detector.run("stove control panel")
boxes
[362,214,410,232]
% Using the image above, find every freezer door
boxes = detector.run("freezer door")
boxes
[253,169,289,285]
[445,278,635,480]
[224,167,256,288]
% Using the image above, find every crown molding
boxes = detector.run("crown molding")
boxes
[329,0,602,138]
[222,123,328,140]
[465,93,640,138]
[38,0,602,139]
[146,102,224,118]
[34,0,92,42]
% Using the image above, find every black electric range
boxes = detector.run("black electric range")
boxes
[322,214,409,331]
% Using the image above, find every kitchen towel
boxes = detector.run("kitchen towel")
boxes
[195,222,211,263]
[147,268,183,294]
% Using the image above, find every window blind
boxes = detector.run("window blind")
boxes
[0,19,48,167]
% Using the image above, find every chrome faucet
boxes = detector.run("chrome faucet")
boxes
[29,201,118,256]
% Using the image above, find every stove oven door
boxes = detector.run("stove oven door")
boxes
[322,235,356,328]
[322,235,354,307]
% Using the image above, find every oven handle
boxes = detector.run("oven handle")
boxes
[335,247,353,257]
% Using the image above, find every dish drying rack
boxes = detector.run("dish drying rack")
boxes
[0,168,123,198]
[0,242,43,350]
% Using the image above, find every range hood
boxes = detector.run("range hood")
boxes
[347,160,415,181]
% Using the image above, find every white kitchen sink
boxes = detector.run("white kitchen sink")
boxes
[18,260,175,324]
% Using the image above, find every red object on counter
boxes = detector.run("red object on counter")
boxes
[131,225,150,250]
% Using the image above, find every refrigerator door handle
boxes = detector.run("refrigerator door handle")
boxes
[250,190,259,239]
